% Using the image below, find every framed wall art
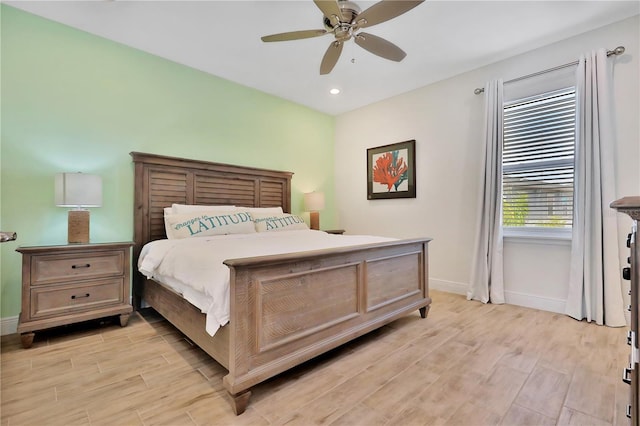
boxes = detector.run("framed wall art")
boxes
[367,139,416,200]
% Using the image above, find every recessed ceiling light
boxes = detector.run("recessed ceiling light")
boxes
[329,88,340,95]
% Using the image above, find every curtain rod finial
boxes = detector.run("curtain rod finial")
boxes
[474,88,484,95]
[608,46,625,56]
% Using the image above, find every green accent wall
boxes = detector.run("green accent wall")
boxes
[0,6,336,320]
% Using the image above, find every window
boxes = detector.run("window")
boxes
[502,87,576,230]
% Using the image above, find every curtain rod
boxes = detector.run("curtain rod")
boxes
[473,46,625,95]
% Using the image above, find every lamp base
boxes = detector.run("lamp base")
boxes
[68,210,90,244]
[310,211,320,230]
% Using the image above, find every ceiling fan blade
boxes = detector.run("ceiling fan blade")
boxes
[313,0,344,25]
[261,29,328,42]
[354,32,406,62]
[355,0,424,29]
[320,41,343,75]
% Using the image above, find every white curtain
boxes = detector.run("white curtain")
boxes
[468,79,505,304]
[565,49,626,327]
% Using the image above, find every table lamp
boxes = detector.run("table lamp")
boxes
[55,172,102,244]
[304,191,325,230]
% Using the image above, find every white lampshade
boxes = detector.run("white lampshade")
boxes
[304,191,325,212]
[55,173,102,207]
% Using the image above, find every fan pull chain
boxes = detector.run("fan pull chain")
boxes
[349,40,357,64]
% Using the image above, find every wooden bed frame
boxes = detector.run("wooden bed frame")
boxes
[131,152,432,415]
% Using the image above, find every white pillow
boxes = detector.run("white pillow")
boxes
[171,204,236,214]
[241,206,284,214]
[253,213,309,232]
[165,210,255,239]
[163,207,174,238]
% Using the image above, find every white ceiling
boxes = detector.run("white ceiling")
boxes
[5,0,640,115]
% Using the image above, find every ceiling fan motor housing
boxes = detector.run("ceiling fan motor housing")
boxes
[323,1,361,28]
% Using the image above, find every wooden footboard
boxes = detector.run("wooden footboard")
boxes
[222,238,431,414]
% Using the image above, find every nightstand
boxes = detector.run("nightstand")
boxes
[16,242,133,348]
[323,229,345,235]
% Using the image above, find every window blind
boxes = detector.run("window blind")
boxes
[502,87,576,228]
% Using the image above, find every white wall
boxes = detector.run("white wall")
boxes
[335,15,639,315]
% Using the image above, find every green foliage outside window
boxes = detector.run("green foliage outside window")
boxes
[540,216,568,228]
[503,193,529,226]
[503,193,570,228]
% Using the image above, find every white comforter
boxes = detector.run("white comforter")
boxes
[138,230,394,336]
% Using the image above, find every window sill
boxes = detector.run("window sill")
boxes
[503,227,572,246]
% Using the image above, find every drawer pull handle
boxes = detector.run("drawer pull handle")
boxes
[623,366,632,385]
[71,293,90,300]
[72,264,91,269]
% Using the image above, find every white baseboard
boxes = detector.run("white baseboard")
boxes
[430,277,567,315]
[503,290,566,314]
[503,290,630,326]
[430,278,467,295]
[1,315,18,336]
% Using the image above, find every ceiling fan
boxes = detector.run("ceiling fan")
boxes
[261,0,425,75]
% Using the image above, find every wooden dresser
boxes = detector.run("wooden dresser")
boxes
[16,242,133,348]
[611,196,640,425]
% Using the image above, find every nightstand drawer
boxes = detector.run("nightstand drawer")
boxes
[30,278,124,318]
[31,252,124,286]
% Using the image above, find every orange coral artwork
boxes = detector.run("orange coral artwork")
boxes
[367,140,416,200]
[372,150,409,192]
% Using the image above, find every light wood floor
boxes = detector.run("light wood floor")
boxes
[0,290,631,426]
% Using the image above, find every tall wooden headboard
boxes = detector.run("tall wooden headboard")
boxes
[131,151,293,264]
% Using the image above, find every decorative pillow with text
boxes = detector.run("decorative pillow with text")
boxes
[165,210,255,239]
[253,213,309,232]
